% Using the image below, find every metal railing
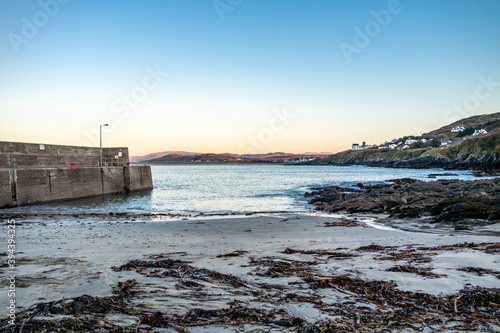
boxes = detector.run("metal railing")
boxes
[100,158,124,166]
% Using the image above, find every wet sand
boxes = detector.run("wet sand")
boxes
[1,213,499,332]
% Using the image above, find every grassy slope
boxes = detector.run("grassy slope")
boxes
[318,112,500,165]
[319,133,500,164]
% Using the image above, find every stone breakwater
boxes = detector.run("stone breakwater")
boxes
[0,141,153,208]
[0,166,153,208]
[306,178,500,225]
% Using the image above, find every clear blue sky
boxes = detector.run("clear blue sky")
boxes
[1,0,499,155]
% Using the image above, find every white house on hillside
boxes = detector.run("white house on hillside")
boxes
[352,142,375,150]
[440,140,452,146]
[451,125,465,133]
[473,129,487,136]
[405,138,417,145]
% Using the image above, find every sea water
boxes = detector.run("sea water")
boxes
[2,165,475,215]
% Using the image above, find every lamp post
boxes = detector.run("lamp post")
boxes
[100,124,109,166]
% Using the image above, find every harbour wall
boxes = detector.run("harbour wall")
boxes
[0,141,153,208]
[0,166,153,208]
[0,141,130,167]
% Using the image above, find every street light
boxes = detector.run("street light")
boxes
[100,124,109,166]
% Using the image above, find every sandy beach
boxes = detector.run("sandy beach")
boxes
[1,212,499,332]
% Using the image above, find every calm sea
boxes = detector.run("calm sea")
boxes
[3,165,475,215]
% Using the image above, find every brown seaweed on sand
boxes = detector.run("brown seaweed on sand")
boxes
[323,218,361,227]
[304,275,500,332]
[386,264,448,278]
[0,281,140,332]
[3,249,500,333]
[421,241,500,254]
[250,257,317,278]
[283,247,359,260]
[113,257,246,287]
[139,306,305,331]
[216,249,248,257]
[457,266,500,279]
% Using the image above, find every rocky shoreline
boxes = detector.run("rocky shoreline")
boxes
[306,177,500,229]
[309,154,500,171]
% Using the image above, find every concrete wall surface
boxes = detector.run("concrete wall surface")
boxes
[124,166,154,192]
[0,141,129,167]
[0,166,153,208]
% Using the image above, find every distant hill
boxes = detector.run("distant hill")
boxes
[314,112,500,170]
[146,153,244,164]
[135,151,332,164]
[424,112,500,138]
[130,151,201,162]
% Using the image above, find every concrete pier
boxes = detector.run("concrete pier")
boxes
[0,141,153,208]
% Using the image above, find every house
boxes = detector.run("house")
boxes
[420,138,427,143]
[440,140,452,146]
[472,129,487,136]
[405,138,417,145]
[388,144,397,149]
[451,125,465,133]
[352,142,375,150]
[401,145,410,150]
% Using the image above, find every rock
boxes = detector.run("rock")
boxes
[307,178,500,226]
[451,203,468,212]
[487,212,499,220]
[382,198,404,210]
[455,224,472,230]
[392,208,421,219]
[428,173,457,178]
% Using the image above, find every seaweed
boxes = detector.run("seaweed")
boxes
[386,264,447,278]
[113,257,246,287]
[420,242,500,254]
[323,218,361,227]
[216,250,248,257]
[283,247,359,260]
[3,248,499,333]
[250,257,316,278]
[0,281,140,333]
[457,266,500,279]
[138,306,305,331]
